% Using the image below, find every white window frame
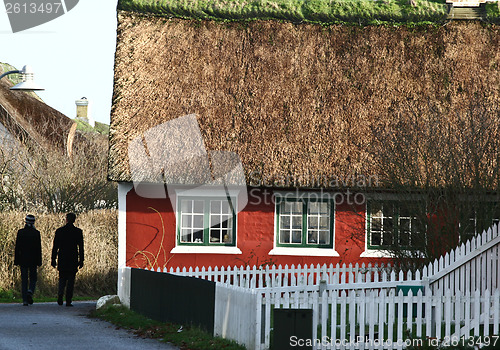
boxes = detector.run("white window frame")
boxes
[170,188,242,254]
[269,191,339,257]
[361,193,425,258]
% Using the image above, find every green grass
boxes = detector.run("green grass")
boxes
[0,63,22,85]
[117,0,458,25]
[0,288,95,303]
[74,119,110,135]
[91,304,247,350]
[486,2,500,19]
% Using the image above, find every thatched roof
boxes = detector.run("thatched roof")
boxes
[0,69,75,151]
[109,11,500,189]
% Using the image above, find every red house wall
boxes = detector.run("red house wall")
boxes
[125,188,385,270]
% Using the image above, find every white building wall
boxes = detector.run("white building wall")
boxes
[117,182,133,307]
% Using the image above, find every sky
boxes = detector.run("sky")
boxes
[0,0,118,125]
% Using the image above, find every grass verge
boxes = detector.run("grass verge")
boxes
[90,304,247,350]
[0,288,95,303]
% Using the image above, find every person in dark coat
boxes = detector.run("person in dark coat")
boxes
[14,214,42,306]
[51,213,84,307]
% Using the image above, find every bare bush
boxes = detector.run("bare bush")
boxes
[0,130,116,213]
[366,97,500,270]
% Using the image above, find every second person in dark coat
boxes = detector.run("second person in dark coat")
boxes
[51,212,84,307]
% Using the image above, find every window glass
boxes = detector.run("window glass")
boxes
[278,198,333,248]
[178,197,235,246]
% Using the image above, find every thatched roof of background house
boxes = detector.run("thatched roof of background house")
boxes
[0,68,75,151]
[109,11,500,189]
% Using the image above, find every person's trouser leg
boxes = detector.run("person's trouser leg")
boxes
[66,272,76,304]
[20,266,28,304]
[28,266,37,295]
[58,271,68,302]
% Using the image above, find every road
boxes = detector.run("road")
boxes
[0,301,179,350]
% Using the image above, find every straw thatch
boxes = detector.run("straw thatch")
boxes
[0,69,74,151]
[109,11,500,188]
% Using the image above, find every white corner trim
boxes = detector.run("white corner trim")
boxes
[170,246,242,254]
[118,182,134,268]
[269,247,340,257]
[118,267,131,308]
[360,249,392,258]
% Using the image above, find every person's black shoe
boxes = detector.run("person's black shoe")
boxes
[57,295,63,306]
[27,291,33,305]
[66,303,73,307]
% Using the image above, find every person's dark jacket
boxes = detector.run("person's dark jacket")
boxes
[51,223,84,272]
[14,225,42,267]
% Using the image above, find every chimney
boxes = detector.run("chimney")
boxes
[75,97,95,127]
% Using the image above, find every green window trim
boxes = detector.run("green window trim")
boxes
[458,203,500,239]
[366,201,423,250]
[275,197,334,249]
[177,196,237,247]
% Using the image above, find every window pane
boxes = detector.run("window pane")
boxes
[319,216,329,229]
[309,202,329,215]
[399,205,412,218]
[210,229,221,243]
[280,230,290,244]
[308,216,319,230]
[181,200,192,213]
[193,229,203,243]
[411,218,421,233]
[281,216,290,229]
[210,217,221,229]
[307,230,318,244]
[319,230,330,245]
[282,202,292,214]
[211,200,221,214]
[222,230,232,243]
[193,200,204,213]
[309,202,320,214]
[193,215,204,229]
[399,230,410,246]
[292,216,302,230]
[292,230,302,244]
[221,201,230,213]
[292,202,302,215]
[181,229,192,243]
[319,202,329,215]
[181,215,192,228]
[371,202,383,217]
[383,202,395,217]
[372,217,382,231]
[221,217,231,229]
[383,218,393,232]
[400,218,410,233]
[382,230,393,246]
[371,231,381,246]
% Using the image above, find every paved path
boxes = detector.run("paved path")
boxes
[0,301,179,350]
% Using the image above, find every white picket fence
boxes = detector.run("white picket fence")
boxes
[427,225,500,296]
[210,282,500,350]
[158,224,500,349]
[164,263,397,288]
[255,287,500,350]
